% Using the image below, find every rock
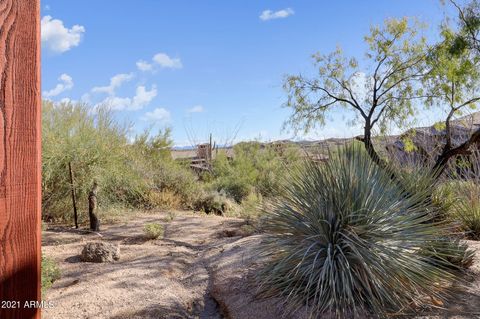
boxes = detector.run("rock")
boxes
[80,242,120,263]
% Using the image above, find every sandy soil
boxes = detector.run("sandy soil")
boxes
[42,211,480,319]
[42,211,250,319]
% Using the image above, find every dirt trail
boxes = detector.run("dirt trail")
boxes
[42,212,249,319]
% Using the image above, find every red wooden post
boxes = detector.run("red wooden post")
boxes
[0,1,41,318]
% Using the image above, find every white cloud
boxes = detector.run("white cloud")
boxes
[99,96,132,111]
[153,53,183,69]
[144,108,171,123]
[43,73,73,97]
[137,52,183,72]
[41,15,85,53]
[259,8,294,21]
[92,73,133,95]
[132,85,157,110]
[187,105,204,113]
[136,60,153,72]
[96,85,157,111]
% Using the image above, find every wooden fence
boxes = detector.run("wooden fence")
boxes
[0,1,41,318]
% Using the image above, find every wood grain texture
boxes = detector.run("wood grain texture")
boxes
[0,0,41,318]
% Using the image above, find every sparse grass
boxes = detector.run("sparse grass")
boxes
[257,145,470,318]
[144,223,164,239]
[41,256,61,295]
[164,211,176,222]
[147,190,182,209]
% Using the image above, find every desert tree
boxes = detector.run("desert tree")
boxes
[449,0,480,53]
[412,0,480,175]
[423,24,480,173]
[284,18,431,168]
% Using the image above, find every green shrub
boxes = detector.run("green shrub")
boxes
[212,175,253,203]
[164,211,176,222]
[194,190,234,215]
[41,256,61,294]
[432,181,463,219]
[257,145,469,318]
[42,101,150,220]
[144,223,164,239]
[452,183,480,239]
[433,181,480,238]
[42,100,199,221]
[211,142,299,202]
[150,160,200,208]
[419,238,475,269]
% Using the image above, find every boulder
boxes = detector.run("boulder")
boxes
[80,242,120,263]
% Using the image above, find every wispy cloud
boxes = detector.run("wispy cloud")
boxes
[136,60,153,72]
[259,8,294,21]
[43,73,73,97]
[187,105,204,113]
[41,15,85,53]
[92,73,134,96]
[137,52,183,72]
[153,53,183,69]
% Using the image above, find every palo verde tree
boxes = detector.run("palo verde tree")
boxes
[284,18,430,168]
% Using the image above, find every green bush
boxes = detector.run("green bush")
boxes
[150,160,201,208]
[419,238,475,269]
[452,183,480,239]
[42,100,199,221]
[41,256,61,294]
[144,223,164,239]
[257,145,470,318]
[42,101,149,220]
[211,142,299,202]
[194,190,234,215]
[164,211,176,222]
[432,180,480,238]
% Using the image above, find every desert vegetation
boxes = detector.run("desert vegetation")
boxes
[42,100,299,225]
[41,1,480,318]
[257,145,473,317]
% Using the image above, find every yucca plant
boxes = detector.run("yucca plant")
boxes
[257,145,470,318]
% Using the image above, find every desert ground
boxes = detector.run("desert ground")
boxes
[42,211,480,319]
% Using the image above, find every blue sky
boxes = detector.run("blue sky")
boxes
[41,1,451,146]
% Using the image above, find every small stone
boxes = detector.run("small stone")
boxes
[80,242,120,263]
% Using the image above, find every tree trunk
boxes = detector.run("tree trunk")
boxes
[88,181,100,231]
[68,162,79,229]
[432,127,480,178]
[361,124,388,169]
